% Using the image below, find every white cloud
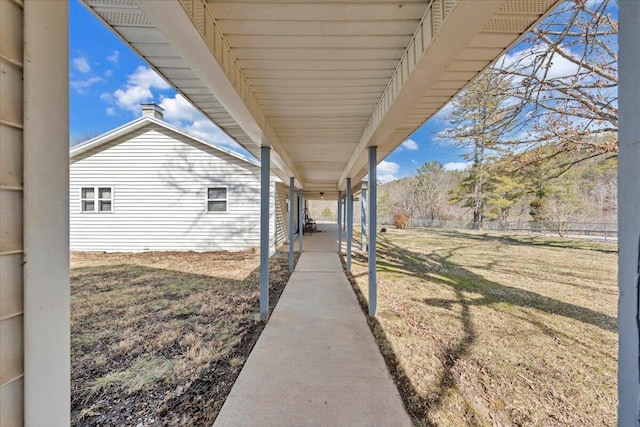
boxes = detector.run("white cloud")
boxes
[127,66,170,90]
[113,85,153,112]
[443,161,471,171]
[500,46,580,81]
[159,94,202,123]
[401,138,419,150]
[99,92,113,103]
[73,57,91,73]
[183,120,240,149]
[70,76,103,94]
[377,160,400,183]
[104,69,113,78]
[103,67,249,156]
[107,66,171,113]
[159,94,243,151]
[107,50,120,64]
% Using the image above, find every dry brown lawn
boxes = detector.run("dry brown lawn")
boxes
[71,250,297,426]
[348,228,617,426]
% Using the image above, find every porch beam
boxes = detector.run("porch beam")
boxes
[138,0,302,187]
[361,183,368,251]
[23,1,70,423]
[368,147,377,316]
[338,1,509,189]
[346,178,353,271]
[617,1,640,424]
[259,146,271,317]
[337,191,343,253]
[289,177,295,271]
[298,190,304,251]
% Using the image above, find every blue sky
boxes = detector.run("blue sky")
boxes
[68,0,468,181]
[69,1,251,157]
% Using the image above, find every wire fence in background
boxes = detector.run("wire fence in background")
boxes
[372,218,618,242]
[313,213,617,243]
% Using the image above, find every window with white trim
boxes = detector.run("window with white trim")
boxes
[207,187,227,212]
[81,187,113,213]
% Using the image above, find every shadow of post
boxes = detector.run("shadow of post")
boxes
[342,254,477,426]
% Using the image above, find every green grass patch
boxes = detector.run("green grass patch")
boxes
[93,356,175,395]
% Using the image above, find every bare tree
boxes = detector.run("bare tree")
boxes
[413,161,458,221]
[497,0,618,170]
[70,131,102,146]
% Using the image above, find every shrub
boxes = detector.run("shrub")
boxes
[393,213,409,229]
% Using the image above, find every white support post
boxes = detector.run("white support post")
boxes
[259,147,271,317]
[288,177,295,271]
[298,190,304,251]
[23,2,70,424]
[361,183,368,251]
[618,2,640,424]
[346,178,353,271]
[368,147,377,316]
[337,191,343,253]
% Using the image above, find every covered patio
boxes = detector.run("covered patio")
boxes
[0,0,638,425]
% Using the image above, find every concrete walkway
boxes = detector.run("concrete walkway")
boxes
[213,223,411,426]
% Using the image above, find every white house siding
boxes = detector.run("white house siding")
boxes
[0,0,24,425]
[273,182,301,249]
[70,124,264,252]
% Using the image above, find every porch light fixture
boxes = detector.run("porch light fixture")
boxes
[320,192,324,200]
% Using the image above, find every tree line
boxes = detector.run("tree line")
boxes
[378,154,616,233]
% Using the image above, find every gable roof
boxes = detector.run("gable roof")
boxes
[69,116,260,168]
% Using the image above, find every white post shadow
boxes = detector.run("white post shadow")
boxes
[346,178,353,271]
[259,146,271,317]
[368,147,377,316]
[288,177,295,271]
[361,183,367,252]
[337,191,343,253]
[618,2,640,424]
[298,190,304,252]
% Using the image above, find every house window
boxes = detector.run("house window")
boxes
[81,187,112,212]
[207,187,227,212]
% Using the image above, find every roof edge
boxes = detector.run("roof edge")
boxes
[69,116,260,168]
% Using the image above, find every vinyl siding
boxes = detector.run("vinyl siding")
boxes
[0,0,24,424]
[274,182,288,247]
[70,124,265,252]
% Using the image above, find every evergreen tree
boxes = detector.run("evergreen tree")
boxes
[440,68,517,228]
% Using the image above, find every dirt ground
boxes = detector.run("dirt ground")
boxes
[70,250,297,427]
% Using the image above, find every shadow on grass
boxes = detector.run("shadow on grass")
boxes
[343,254,475,426]
[344,234,615,426]
[71,252,299,427]
[377,239,616,333]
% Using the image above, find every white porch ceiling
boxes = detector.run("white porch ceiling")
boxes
[82,0,561,199]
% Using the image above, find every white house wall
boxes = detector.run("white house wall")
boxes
[0,1,24,424]
[274,181,300,250]
[70,124,264,252]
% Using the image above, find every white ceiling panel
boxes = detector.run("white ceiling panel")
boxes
[83,0,561,197]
